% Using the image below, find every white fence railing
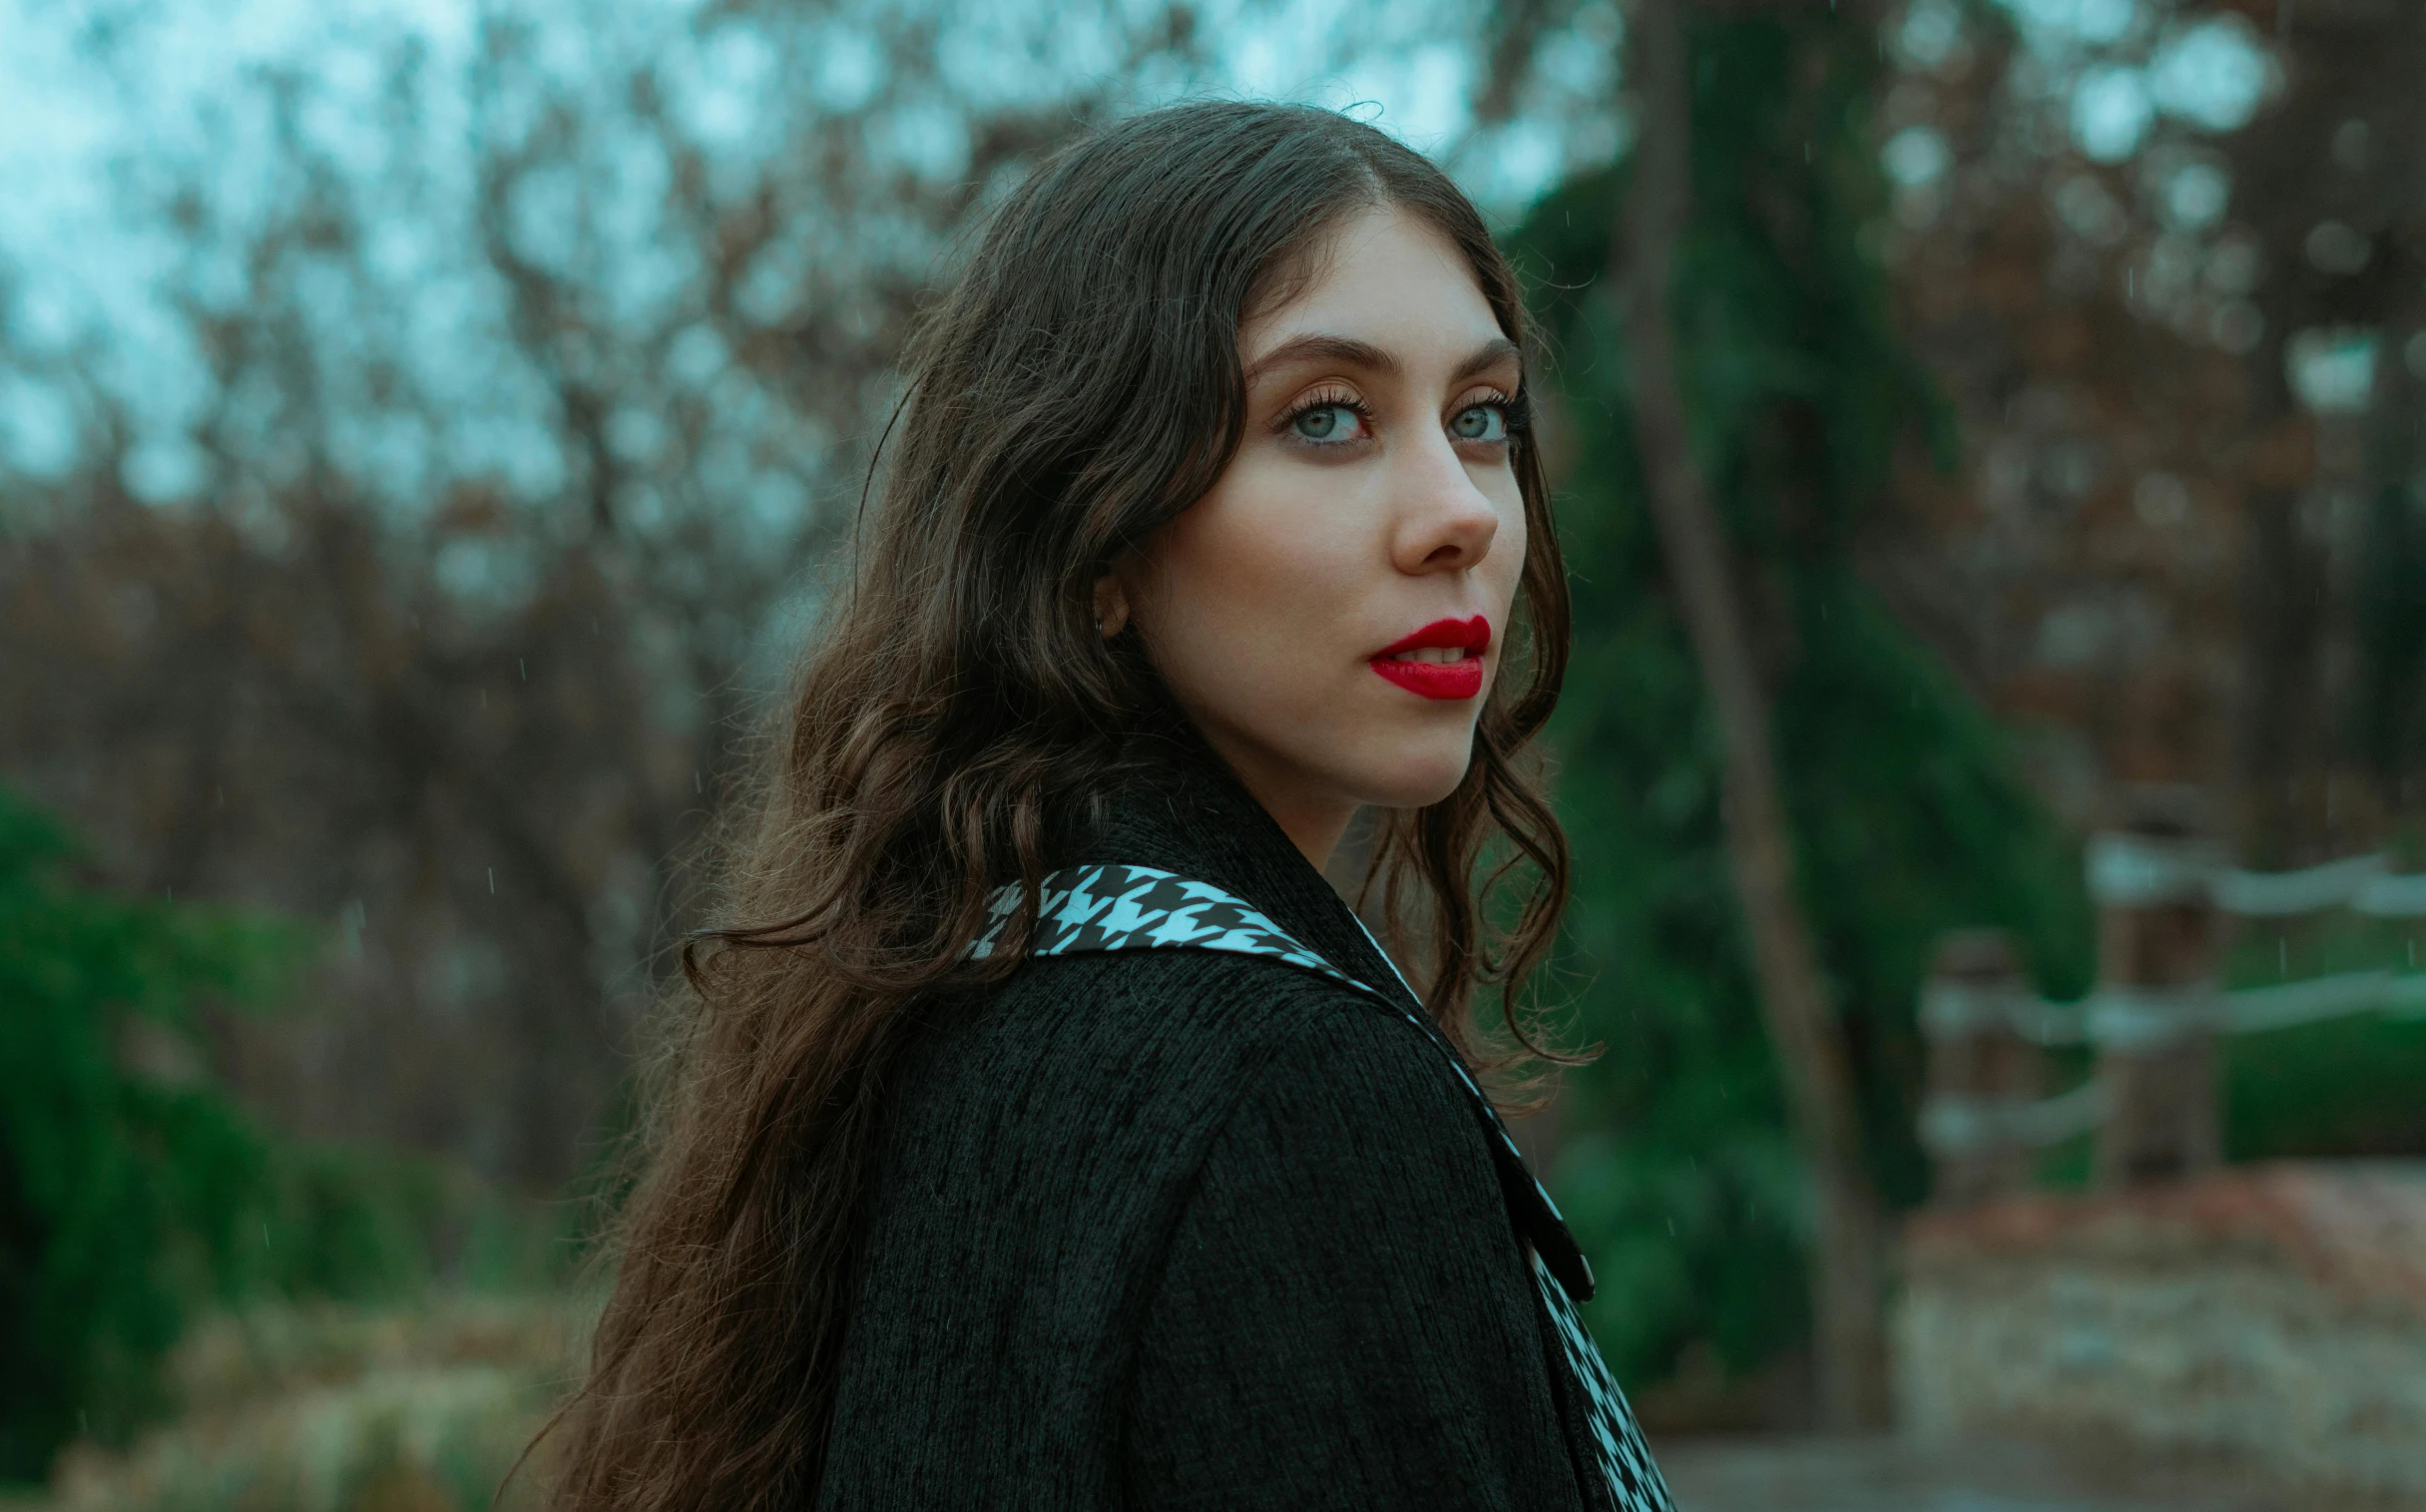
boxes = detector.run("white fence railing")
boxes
[1921,830,2426,1185]
[2086,834,2426,916]
[1924,970,2426,1054]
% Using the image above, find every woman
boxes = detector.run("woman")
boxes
[549,102,1676,1512]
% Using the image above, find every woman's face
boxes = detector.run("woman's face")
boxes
[1114,204,1529,866]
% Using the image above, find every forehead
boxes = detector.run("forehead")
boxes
[1241,205,1506,363]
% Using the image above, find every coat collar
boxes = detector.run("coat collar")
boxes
[1076,730,1417,1011]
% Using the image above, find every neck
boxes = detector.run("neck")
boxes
[1188,731,1357,871]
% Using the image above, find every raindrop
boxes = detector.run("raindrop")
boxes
[488,868,496,895]
[695,769,704,794]
[519,658,528,682]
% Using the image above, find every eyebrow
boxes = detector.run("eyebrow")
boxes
[1242,332,1523,388]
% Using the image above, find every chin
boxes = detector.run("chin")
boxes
[1346,740,1477,811]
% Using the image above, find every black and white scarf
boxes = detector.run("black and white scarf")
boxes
[974,863,1677,1512]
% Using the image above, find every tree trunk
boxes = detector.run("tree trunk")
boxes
[1613,0,1891,1430]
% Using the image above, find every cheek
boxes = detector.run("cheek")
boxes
[1143,458,1357,660]
[1482,476,1529,603]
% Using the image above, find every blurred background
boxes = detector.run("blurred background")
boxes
[2,0,2422,1507]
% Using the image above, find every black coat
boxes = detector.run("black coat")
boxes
[817,752,1618,1510]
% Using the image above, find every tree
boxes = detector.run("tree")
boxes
[1611,0,1889,1430]
[2224,1,2426,861]
[1509,0,2093,1418]
[1870,0,2426,862]
[0,0,1222,1191]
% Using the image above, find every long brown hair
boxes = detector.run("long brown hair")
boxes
[543,101,1576,1512]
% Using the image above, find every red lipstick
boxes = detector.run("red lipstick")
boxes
[1369,616,1491,701]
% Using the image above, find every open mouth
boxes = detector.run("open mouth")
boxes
[1369,616,1491,701]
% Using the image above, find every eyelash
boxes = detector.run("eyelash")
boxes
[1278,386,1373,435]
[1467,388,1532,436]
[1274,387,1533,441]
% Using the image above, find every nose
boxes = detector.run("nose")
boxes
[1389,429,1501,575]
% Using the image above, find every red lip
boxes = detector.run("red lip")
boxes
[1369,616,1492,702]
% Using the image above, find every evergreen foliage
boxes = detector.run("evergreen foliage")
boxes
[1508,10,2096,1392]
[0,786,510,1485]
[0,781,577,1485]
[0,785,297,1477]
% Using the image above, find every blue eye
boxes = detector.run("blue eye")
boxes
[1450,404,1507,443]
[1292,404,1360,442]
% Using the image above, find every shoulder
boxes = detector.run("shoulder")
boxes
[871,944,1470,1220]
[850,946,1435,1350]
[1171,966,1503,1242]
[920,943,1390,1099]
[944,943,1502,1254]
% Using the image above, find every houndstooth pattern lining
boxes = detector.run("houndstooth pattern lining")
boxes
[975,863,1677,1512]
[1532,1250,1677,1511]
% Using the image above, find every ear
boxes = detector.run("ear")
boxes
[1091,574,1131,639]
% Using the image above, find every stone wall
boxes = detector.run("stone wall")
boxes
[1895,1163,2426,1506]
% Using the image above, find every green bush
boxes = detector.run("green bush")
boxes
[2216,913,2426,1159]
[0,788,548,1485]
[2225,1015,2426,1160]
[0,787,300,1478]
